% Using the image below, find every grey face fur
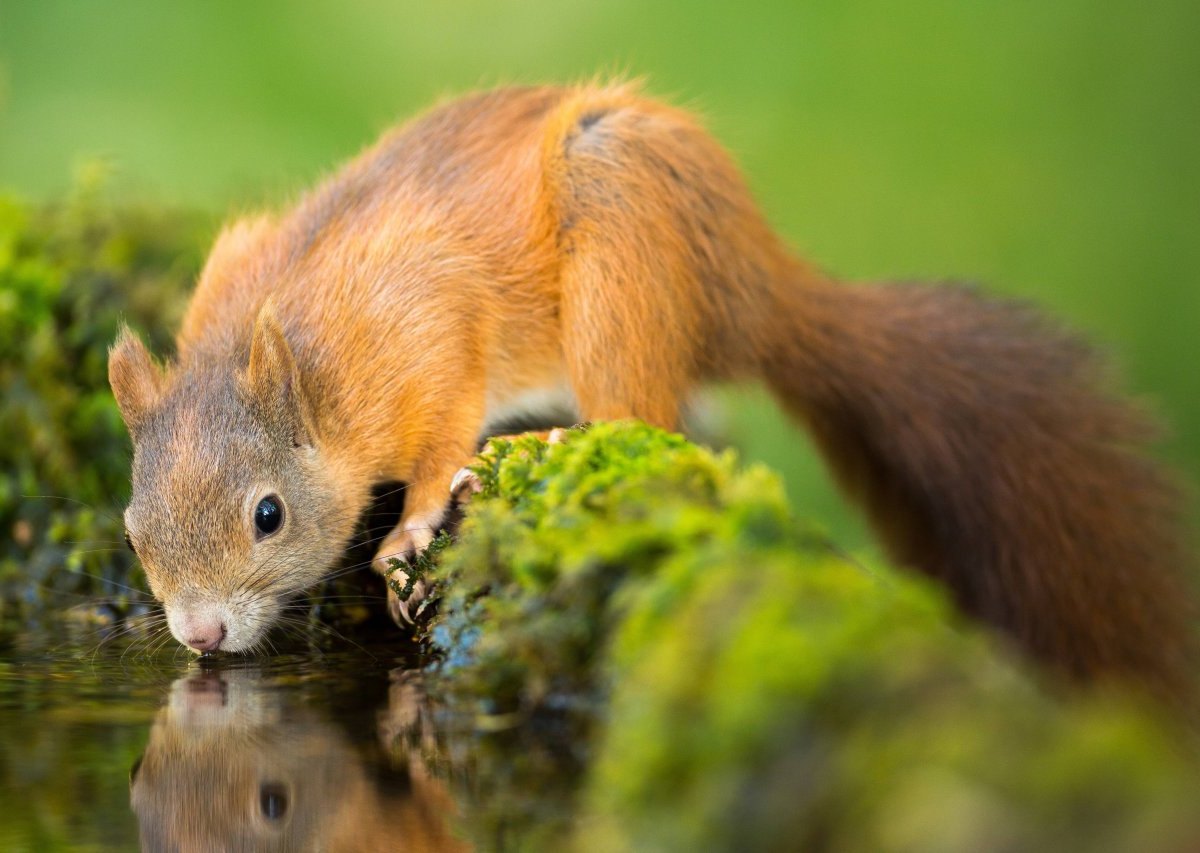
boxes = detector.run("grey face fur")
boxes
[109,305,350,654]
[121,367,343,653]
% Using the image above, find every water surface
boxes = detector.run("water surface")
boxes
[0,632,574,851]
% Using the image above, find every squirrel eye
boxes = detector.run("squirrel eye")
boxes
[124,531,137,555]
[254,495,284,539]
[259,782,289,820]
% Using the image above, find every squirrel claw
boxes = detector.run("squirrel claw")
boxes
[373,526,435,576]
[387,577,427,627]
[450,467,483,506]
[377,526,433,627]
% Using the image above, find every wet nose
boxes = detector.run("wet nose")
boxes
[188,629,224,652]
[182,619,226,652]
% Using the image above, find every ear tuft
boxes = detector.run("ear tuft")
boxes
[247,300,293,392]
[108,325,164,436]
[245,301,315,446]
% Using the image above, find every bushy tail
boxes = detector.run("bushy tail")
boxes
[765,279,1194,705]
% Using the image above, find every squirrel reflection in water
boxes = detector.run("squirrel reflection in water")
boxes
[129,666,467,852]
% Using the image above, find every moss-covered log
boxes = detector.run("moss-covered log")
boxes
[421,423,1200,851]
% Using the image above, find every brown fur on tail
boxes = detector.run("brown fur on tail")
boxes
[765,279,1195,705]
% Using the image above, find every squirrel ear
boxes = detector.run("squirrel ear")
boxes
[108,326,164,436]
[245,301,315,447]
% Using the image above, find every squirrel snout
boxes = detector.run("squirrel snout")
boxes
[165,595,276,654]
[187,624,225,653]
[175,612,226,653]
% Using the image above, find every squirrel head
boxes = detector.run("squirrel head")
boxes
[109,303,349,654]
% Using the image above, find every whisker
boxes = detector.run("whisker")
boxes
[53,569,150,599]
[64,547,124,559]
[366,482,411,504]
[271,613,378,660]
[21,495,125,527]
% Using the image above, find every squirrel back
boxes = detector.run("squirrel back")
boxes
[110,83,1195,704]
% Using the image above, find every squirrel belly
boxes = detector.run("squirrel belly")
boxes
[109,82,1195,706]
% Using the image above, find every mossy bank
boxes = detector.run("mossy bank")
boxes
[3,192,1199,851]
[420,423,1200,851]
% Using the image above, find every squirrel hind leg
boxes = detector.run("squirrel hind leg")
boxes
[545,94,752,427]
[557,252,689,428]
[549,124,694,425]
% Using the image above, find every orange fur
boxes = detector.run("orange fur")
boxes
[110,83,1194,704]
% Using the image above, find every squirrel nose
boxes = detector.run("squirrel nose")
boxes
[184,621,226,653]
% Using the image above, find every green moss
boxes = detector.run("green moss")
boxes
[0,184,206,640]
[424,422,1200,851]
[587,553,1200,851]
[427,425,811,706]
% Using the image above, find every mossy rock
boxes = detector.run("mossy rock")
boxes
[423,422,1200,851]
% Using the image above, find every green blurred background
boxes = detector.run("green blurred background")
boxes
[1,0,1197,550]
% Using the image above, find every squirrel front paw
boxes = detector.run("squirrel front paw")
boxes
[387,574,428,626]
[449,467,483,506]
[372,525,435,574]
[374,525,436,627]
[448,427,571,508]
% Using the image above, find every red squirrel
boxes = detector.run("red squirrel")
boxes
[108,82,1194,705]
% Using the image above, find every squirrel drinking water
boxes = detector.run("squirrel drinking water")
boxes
[109,82,1194,705]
